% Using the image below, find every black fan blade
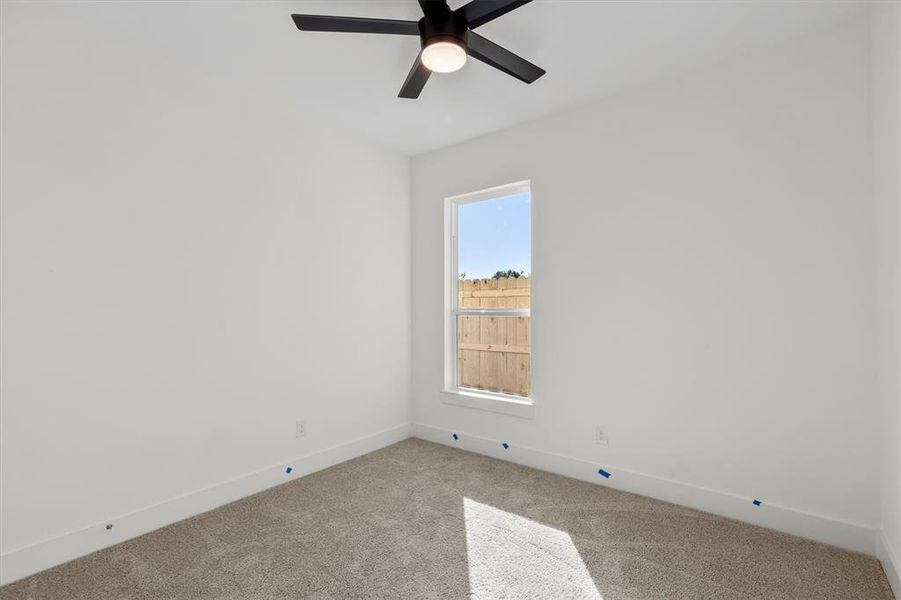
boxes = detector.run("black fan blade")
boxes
[465,31,545,84]
[457,0,533,29]
[291,14,420,36]
[398,54,431,99]
[418,0,450,20]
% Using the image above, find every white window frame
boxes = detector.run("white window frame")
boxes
[442,180,534,419]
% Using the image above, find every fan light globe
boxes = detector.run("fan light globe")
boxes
[421,41,467,73]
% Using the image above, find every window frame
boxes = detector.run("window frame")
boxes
[442,180,535,419]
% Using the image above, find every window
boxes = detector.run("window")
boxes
[444,181,532,417]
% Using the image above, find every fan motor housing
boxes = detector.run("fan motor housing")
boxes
[418,11,468,48]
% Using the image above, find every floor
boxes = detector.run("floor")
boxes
[0,439,894,600]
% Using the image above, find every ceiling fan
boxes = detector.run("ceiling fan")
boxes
[291,0,546,99]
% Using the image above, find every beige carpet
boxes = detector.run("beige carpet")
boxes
[0,439,894,599]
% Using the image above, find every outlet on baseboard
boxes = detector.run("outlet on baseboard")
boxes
[596,426,609,445]
[296,420,306,438]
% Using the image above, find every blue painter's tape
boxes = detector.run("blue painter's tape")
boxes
[502,442,509,450]
[285,467,293,474]
[452,433,459,441]
[752,499,762,506]
[598,468,611,479]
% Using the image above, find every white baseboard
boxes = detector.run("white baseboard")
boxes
[0,423,412,587]
[413,422,878,557]
[3,421,884,590]
[878,531,901,599]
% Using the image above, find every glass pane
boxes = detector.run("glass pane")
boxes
[457,192,530,309]
[457,315,530,397]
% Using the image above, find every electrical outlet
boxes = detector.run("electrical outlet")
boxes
[595,426,609,445]
[296,420,306,438]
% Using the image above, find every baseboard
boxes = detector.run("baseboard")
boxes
[413,423,878,557]
[878,531,901,598]
[0,422,412,587]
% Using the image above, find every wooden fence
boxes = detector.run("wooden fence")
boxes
[458,277,530,397]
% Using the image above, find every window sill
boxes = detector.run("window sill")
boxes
[441,388,535,419]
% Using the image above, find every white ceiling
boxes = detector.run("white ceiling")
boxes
[57,0,867,155]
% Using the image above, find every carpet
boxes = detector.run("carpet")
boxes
[0,439,893,599]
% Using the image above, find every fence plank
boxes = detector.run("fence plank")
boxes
[514,315,529,396]
[459,279,474,309]
[460,315,479,388]
[479,316,497,390]
[516,276,529,308]
[497,275,513,310]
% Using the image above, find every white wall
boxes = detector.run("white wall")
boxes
[412,17,880,552]
[873,0,901,594]
[0,1,410,583]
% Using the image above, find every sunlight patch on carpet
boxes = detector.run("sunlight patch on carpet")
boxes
[463,497,602,599]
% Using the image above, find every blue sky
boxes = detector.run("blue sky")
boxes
[458,192,531,279]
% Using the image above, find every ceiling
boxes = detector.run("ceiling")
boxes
[53,0,868,155]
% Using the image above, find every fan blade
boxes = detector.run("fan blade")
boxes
[418,0,450,20]
[291,14,420,36]
[398,54,431,99]
[465,31,545,84]
[457,0,533,29]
